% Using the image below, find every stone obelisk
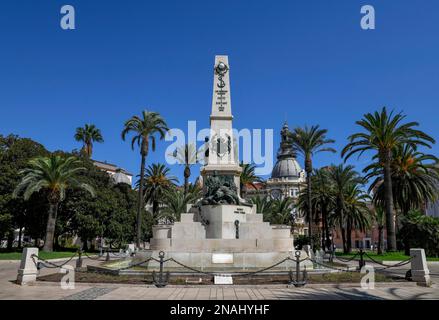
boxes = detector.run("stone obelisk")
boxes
[201,55,242,194]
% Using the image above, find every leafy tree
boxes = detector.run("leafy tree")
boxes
[0,135,48,248]
[342,107,435,251]
[56,154,137,250]
[74,124,104,158]
[122,110,168,247]
[13,155,95,251]
[289,125,335,246]
[400,210,439,257]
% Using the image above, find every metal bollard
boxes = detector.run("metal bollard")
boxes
[106,249,110,261]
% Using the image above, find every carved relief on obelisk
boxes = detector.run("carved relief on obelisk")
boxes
[202,55,242,194]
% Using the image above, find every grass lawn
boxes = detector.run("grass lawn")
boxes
[0,251,79,261]
[335,251,439,262]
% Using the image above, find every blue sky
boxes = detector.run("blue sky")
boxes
[1,0,438,184]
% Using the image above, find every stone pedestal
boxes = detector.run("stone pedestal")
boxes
[410,248,431,287]
[16,247,39,285]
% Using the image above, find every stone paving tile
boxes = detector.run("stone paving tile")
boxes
[223,287,238,300]
[182,288,200,300]
[196,288,211,300]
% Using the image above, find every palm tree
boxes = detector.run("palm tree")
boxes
[342,107,435,251]
[269,197,295,225]
[170,143,198,196]
[74,124,104,158]
[122,110,169,248]
[13,155,95,251]
[240,162,263,198]
[367,144,439,217]
[327,164,364,253]
[161,185,203,223]
[310,168,335,250]
[290,125,336,245]
[249,196,272,215]
[343,184,371,253]
[137,163,178,225]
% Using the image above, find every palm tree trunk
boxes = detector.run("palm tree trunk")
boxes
[321,210,326,249]
[307,171,313,246]
[136,151,146,249]
[378,226,384,255]
[383,152,397,251]
[341,226,347,254]
[324,206,331,250]
[346,219,352,253]
[43,203,59,252]
[18,226,22,248]
[184,165,190,196]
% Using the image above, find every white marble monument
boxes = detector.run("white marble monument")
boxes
[145,56,296,270]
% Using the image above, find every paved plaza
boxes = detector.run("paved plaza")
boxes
[1,259,439,300]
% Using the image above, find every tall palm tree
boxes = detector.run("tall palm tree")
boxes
[74,124,104,158]
[137,163,178,225]
[122,110,168,248]
[327,164,364,253]
[240,162,263,198]
[290,125,335,245]
[13,155,95,251]
[342,107,435,251]
[170,143,198,196]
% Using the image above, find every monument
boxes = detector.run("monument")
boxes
[146,55,295,270]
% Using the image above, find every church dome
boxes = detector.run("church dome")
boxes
[271,158,302,179]
[270,122,303,179]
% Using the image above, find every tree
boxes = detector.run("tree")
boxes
[343,184,371,253]
[249,196,272,216]
[74,124,104,158]
[122,110,169,248]
[342,107,435,251]
[290,125,335,246]
[267,197,295,225]
[161,184,202,223]
[170,143,198,196]
[240,162,263,198]
[137,163,178,226]
[374,205,386,254]
[13,155,95,251]
[327,164,364,253]
[367,144,439,217]
[0,135,49,248]
[297,168,335,250]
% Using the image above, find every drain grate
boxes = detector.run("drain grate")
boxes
[61,287,116,300]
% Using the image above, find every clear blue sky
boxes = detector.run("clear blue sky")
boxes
[1,0,438,184]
